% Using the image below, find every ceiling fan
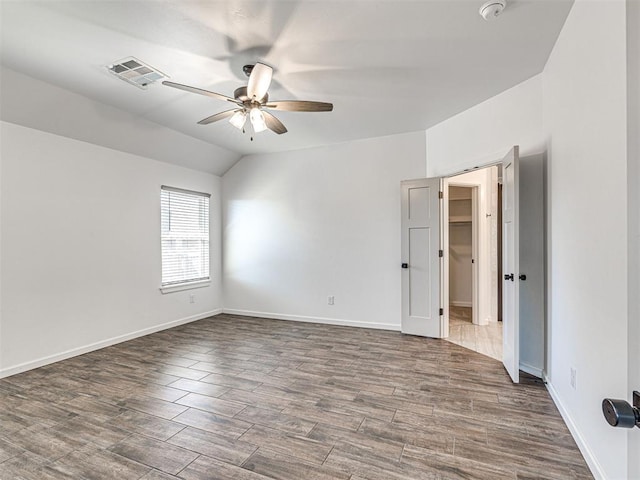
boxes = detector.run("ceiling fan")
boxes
[163,63,333,137]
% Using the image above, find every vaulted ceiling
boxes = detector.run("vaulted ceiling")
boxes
[1,0,572,172]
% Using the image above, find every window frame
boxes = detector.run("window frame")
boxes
[159,185,211,294]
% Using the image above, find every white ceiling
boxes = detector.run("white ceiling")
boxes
[1,0,572,162]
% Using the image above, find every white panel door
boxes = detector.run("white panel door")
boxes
[401,178,443,337]
[502,146,520,383]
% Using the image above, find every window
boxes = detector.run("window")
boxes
[161,186,210,290]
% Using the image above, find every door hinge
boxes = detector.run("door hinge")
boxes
[438,191,443,199]
[439,308,444,316]
[439,249,443,257]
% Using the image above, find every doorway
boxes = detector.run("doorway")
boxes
[444,166,503,361]
[401,146,536,383]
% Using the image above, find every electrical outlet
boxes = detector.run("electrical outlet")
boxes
[190,294,196,304]
[570,367,577,389]
[328,296,335,305]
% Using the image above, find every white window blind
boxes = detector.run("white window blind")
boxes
[161,186,210,286]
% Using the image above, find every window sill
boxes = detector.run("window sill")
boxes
[160,280,211,294]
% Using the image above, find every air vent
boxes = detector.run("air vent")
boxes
[106,57,168,89]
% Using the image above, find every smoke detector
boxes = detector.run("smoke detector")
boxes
[479,0,506,21]
[106,57,168,89]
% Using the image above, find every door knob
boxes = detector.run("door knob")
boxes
[504,273,514,281]
[401,263,409,269]
[602,391,640,428]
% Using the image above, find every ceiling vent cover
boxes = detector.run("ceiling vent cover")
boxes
[106,57,168,89]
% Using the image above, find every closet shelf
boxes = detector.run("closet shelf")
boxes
[449,216,472,223]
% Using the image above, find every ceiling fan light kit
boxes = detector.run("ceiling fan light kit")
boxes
[229,110,247,130]
[249,108,267,133]
[479,0,506,21]
[163,62,333,138]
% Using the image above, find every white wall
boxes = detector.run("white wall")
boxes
[543,1,628,478]
[627,1,640,477]
[426,74,544,177]
[0,122,223,376]
[222,132,426,330]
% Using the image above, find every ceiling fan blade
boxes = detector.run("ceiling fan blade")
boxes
[163,81,239,105]
[262,111,288,135]
[264,100,333,112]
[197,109,239,125]
[247,62,273,101]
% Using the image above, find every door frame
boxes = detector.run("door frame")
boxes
[446,182,480,326]
[414,147,521,384]
[441,178,449,338]
[447,168,498,329]
[439,159,508,344]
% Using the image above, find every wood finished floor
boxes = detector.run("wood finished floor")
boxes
[0,314,592,480]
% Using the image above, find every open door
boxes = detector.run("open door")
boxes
[401,147,520,380]
[401,178,446,337]
[502,146,520,383]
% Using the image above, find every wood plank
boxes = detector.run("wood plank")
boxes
[0,314,593,480]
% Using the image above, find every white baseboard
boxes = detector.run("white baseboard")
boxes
[222,308,400,332]
[450,301,472,307]
[519,362,543,378]
[0,309,222,379]
[544,376,605,480]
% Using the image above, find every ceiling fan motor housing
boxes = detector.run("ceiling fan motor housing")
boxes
[234,86,268,104]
